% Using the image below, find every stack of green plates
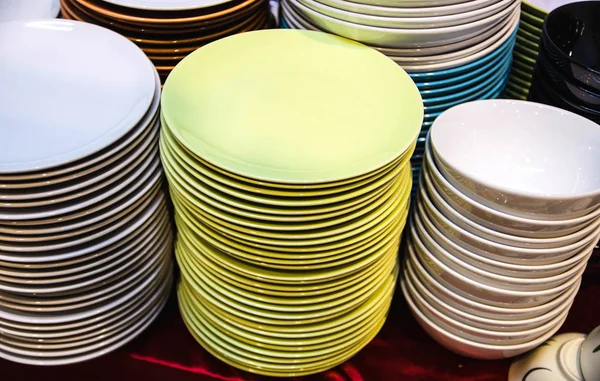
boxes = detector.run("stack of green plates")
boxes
[160,29,423,376]
[504,0,564,99]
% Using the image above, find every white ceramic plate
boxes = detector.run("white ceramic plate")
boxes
[0,69,161,182]
[298,0,514,29]
[287,0,519,48]
[311,0,502,18]
[101,0,234,10]
[0,0,59,21]
[0,20,155,173]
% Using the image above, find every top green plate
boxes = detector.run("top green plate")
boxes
[161,30,423,184]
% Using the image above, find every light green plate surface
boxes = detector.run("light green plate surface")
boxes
[517,25,541,43]
[519,18,542,36]
[516,34,539,52]
[162,29,423,184]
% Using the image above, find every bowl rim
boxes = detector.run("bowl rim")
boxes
[542,1,600,76]
[404,266,572,337]
[422,157,600,245]
[408,222,586,297]
[411,208,592,284]
[405,258,577,326]
[414,195,598,272]
[429,99,600,202]
[406,242,583,313]
[401,276,569,351]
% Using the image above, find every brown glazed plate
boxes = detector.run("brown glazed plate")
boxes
[72,0,264,24]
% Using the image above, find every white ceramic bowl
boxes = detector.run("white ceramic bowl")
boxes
[286,0,518,48]
[406,244,582,320]
[296,0,515,29]
[414,201,596,278]
[430,100,600,220]
[405,271,571,345]
[410,213,590,291]
[401,276,569,359]
[312,0,504,17]
[405,259,576,332]
[424,141,600,238]
[423,160,600,249]
[408,225,586,307]
[418,185,600,265]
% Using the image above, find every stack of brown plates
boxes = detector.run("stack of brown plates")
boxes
[60,0,272,83]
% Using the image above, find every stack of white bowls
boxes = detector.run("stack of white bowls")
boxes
[402,99,600,360]
[0,20,172,365]
[278,0,520,195]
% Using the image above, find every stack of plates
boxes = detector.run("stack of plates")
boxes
[161,29,422,376]
[529,1,600,124]
[503,1,589,100]
[0,0,60,21]
[60,0,272,84]
[0,20,172,365]
[403,100,600,360]
[278,0,518,196]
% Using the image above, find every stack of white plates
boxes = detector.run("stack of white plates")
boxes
[0,0,60,21]
[403,99,600,359]
[0,19,172,365]
[279,0,519,196]
[161,30,423,376]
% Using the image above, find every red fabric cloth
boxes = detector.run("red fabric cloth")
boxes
[2,254,598,381]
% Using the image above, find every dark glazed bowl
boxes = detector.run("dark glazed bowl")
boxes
[537,48,600,109]
[542,1,600,92]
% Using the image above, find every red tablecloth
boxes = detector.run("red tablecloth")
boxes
[2,256,598,381]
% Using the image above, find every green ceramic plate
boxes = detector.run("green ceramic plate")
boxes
[517,26,541,44]
[180,283,389,352]
[175,220,401,284]
[521,10,544,28]
[161,29,423,184]
[161,120,415,194]
[512,59,535,73]
[161,129,410,209]
[176,233,396,297]
[178,249,391,318]
[162,125,414,199]
[514,42,539,59]
[161,141,400,218]
[179,284,387,359]
[519,18,542,36]
[511,65,534,81]
[503,88,528,100]
[178,266,396,335]
[508,75,532,90]
[172,185,409,249]
[521,1,548,19]
[505,81,531,97]
[513,50,537,66]
[516,34,539,52]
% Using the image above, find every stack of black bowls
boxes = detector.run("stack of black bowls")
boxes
[529,1,600,124]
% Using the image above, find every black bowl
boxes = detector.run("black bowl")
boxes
[537,48,600,109]
[542,1,600,92]
[529,64,600,123]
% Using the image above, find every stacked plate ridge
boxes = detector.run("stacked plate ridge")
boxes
[60,0,272,84]
[403,100,600,360]
[161,29,422,376]
[0,20,172,365]
[278,0,519,196]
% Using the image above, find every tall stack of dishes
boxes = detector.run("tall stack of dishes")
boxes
[502,0,588,100]
[0,20,172,365]
[279,0,518,198]
[529,1,600,124]
[60,0,272,83]
[404,100,600,359]
[161,29,422,376]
